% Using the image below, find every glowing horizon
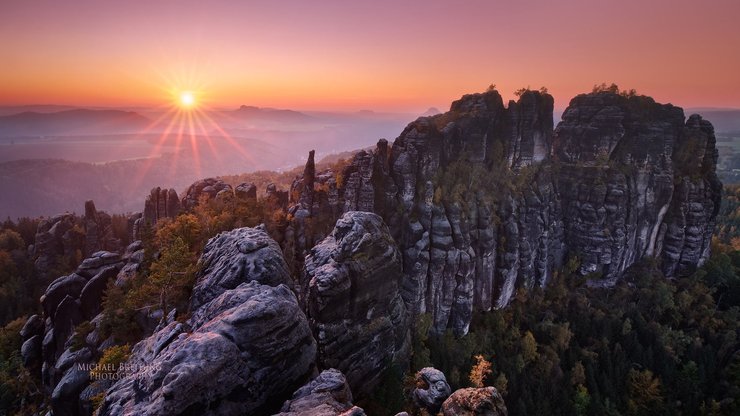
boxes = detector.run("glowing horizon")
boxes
[1,0,740,112]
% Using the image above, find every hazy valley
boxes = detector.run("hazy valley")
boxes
[0,106,412,219]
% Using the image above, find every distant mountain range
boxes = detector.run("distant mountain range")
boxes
[230,105,316,124]
[0,109,151,137]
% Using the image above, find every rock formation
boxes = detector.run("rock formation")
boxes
[304,211,411,397]
[441,387,508,416]
[31,213,84,279]
[189,225,292,310]
[131,187,180,240]
[276,369,366,416]
[83,200,119,256]
[142,187,180,226]
[180,178,233,210]
[280,89,722,337]
[99,226,316,415]
[412,367,452,414]
[235,182,257,200]
[33,251,125,414]
[266,183,290,211]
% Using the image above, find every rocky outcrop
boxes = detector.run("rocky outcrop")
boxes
[507,91,554,169]
[131,187,180,240]
[101,282,315,416]
[142,187,180,226]
[552,93,721,281]
[660,114,722,276]
[266,183,290,211]
[276,369,366,416]
[114,241,145,287]
[441,387,508,416]
[83,200,119,256]
[235,182,257,200]
[280,88,722,337]
[412,367,452,414]
[31,251,125,415]
[31,213,84,280]
[100,227,316,415]
[304,211,410,397]
[180,177,233,210]
[189,225,292,310]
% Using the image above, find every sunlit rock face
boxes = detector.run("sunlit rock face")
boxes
[282,89,721,337]
[99,227,316,416]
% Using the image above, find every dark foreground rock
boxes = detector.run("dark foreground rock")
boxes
[304,211,411,397]
[99,226,316,416]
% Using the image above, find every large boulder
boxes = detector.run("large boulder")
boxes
[100,282,316,416]
[441,387,508,416]
[189,225,292,310]
[277,369,366,416]
[100,227,316,415]
[412,367,452,414]
[305,211,410,397]
[180,178,233,210]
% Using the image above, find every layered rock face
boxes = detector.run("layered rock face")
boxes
[189,225,292,310]
[280,89,721,336]
[277,369,366,416]
[131,187,179,240]
[180,177,233,210]
[304,211,410,397]
[83,200,119,255]
[100,226,316,415]
[143,187,180,225]
[31,213,84,279]
[25,251,126,415]
[552,93,721,280]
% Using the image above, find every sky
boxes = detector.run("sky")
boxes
[1,0,739,112]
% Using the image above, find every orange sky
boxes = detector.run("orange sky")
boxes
[1,0,739,111]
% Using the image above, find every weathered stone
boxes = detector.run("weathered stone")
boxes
[305,211,410,397]
[41,274,86,318]
[441,387,508,416]
[79,265,119,319]
[101,282,316,416]
[412,367,452,414]
[20,314,43,340]
[100,228,315,415]
[83,200,120,256]
[51,366,90,416]
[21,335,42,368]
[189,225,292,310]
[280,88,721,337]
[32,213,84,280]
[180,178,232,210]
[235,182,257,200]
[277,369,366,416]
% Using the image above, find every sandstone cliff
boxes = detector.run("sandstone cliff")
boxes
[281,89,722,336]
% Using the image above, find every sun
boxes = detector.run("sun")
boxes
[179,91,196,109]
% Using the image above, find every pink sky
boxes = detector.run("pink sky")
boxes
[1,0,739,111]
